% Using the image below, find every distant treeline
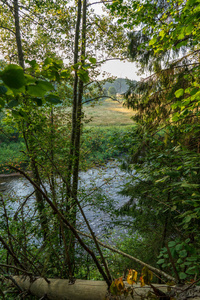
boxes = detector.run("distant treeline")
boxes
[103,78,137,95]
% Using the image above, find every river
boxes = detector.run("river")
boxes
[0,160,132,240]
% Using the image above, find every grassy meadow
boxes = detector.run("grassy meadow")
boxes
[0,98,135,173]
[83,98,135,127]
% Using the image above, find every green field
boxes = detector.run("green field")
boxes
[83,98,135,126]
[0,99,135,173]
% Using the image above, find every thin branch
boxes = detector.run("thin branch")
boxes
[0,264,33,276]
[13,191,35,220]
[0,128,11,139]
[96,57,127,66]
[0,236,25,271]
[0,25,15,35]
[76,229,176,283]
[87,0,112,7]
[180,277,200,292]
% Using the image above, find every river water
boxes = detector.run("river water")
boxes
[0,161,132,240]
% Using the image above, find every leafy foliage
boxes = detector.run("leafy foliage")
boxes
[157,239,200,281]
[107,0,200,284]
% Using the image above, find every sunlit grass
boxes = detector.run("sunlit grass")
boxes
[83,98,135,126]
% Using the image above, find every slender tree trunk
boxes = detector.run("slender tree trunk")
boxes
[13,0,49,240]
[66,0,82,200]
[66,0,87,277]
[72,0,87,198]
[13,0,24,69]
[63,0,82,276]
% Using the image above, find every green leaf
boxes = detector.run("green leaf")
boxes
[27,80,53,97]
[157,259,165,264]
[175,244,183,251]
[149,36,157,46]
[36,80,54,91]
[46,94,62,104]
[179,250,187,258]
[0,86,7,94]
[190,88,199,96]
[24,74,36,85]
[181,182,199,188]
[184,215,192,223]
[89,57,97,64]
[171,205,177,211]
[77,69,90,83]
[27,85,45,97]
[60,70,70,79]
[168,241,176,247]
[1,64,25,89]
[155,176,169,183]
[25,59,38,68]
[185,24,194,35]
[178,32,185,40]
[186,257,198,262]
[32,98,43,106]
[186,267,197,275]
[44,57,53,65]
[6,100,19,108]
[175,89,184,98]
[0,99,5,108]
[179,272,187,280]
[185,238,190,244]
[159,30,165,39]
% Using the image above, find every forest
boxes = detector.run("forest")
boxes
[0,0,200,299]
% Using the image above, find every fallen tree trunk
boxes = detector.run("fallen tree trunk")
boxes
[13,277,116,300]
[12,276,167,300]
[10,276,200,299]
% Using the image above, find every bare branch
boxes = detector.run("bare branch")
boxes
[0,264,33,276]
[0,25,15,35]
[77,229,176,283]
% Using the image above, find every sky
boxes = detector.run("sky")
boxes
[100,60,142,81]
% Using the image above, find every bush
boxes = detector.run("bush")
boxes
[81,126,136,168]
[0,142,27,174]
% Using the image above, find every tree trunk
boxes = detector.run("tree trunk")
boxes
[12,277,152,300]
[72,0,87,198]
[66,0,82,200]
[63,0,82,275]
[13,0,49,241]
[13,0,25,69]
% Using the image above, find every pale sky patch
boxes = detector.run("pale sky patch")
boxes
[99,60,142,81]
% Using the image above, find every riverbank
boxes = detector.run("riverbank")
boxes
[0,125,136,175]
